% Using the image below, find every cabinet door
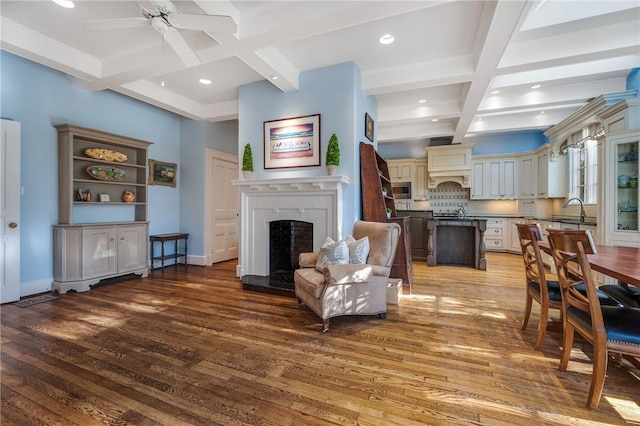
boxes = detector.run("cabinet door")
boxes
[414,160,428,200]
[502,160,517,198]
[471,161,486,199]
[519,156,536,198]
[117,224,148,272]
[487,161,503,198]
[537,151,549,197]
[82,226,117,279]
[388,161,412,182]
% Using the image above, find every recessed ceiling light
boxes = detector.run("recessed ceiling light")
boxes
[418,99,426,104]
[199,78,212,85]
[271,76,279,80]
[491,90,500,95]
[540,110,545,114]
[530,84,541,89]
[378,34,395,45]
[432,118,439,122]
[477,117,483,121]
[52,0,74,7]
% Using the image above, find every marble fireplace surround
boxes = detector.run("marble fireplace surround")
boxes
[233,176,350,277]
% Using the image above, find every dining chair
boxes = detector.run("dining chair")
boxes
[547,228,640,409]
[516,223,562,350]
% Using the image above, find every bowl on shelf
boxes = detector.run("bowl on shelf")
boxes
[618,175,630,187]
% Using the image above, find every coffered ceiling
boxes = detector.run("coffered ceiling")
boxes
[2,0,639,145]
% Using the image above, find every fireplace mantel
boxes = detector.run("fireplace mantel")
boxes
[233,176,350,277]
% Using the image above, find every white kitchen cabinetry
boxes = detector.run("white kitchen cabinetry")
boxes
[53,223,149,293]
[485,219,506,251]
[599,98,640,249]
[507,218,523,253]
[413,160,428,200]
[387,159,429,200]
[388,160,413,182]
[518,156,536,199]
[536,147,566,198]
[471,156,517,200]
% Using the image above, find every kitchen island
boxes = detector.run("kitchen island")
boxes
[398,211,487,270]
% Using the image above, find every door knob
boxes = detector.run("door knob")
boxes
[9,222,17,229]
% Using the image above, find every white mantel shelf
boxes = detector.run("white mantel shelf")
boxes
[232,175,350,190]
[233,175,350,278]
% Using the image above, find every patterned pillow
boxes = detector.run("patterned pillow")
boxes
[344,235,370,264]
[315,237,349,272]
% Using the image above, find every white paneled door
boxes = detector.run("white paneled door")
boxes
[1,119,21,303]
[207,149,238,264]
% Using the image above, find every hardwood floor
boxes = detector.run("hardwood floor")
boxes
[1,253,638,425]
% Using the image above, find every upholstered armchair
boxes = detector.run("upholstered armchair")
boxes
[294,220,401,332]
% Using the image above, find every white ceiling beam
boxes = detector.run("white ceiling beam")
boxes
[452,0,530,144]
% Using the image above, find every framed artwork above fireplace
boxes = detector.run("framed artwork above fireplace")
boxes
[263,114,321,169]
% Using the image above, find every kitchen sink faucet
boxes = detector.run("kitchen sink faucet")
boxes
[563,197,586,222]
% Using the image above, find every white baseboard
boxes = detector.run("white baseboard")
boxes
[21,278,53,297]
[187,255,207,266]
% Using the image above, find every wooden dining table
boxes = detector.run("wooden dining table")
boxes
[540,242,640,287]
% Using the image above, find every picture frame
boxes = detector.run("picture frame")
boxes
[99,193,111,203]
[365,113,374,142]
[149,159,177,187]
[263,114,321,169]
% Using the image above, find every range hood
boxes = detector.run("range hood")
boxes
[426,143,475,188]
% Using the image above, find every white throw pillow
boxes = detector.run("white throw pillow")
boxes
[344,235,370,264]
[315,237,349,272]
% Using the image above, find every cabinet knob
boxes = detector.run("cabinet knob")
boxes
[110,238,115,241]
[120,236,125,240]
[8,222,18,229]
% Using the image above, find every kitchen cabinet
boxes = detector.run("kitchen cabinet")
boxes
[507,218,522,253]
[485,218,506,251]
[53,223,149,293]
[518,156,536,199]
[388,159,429,200]
[536,147,565,198]
[387,160,413,182]
[471,157,516,199]
[599,98,640,249]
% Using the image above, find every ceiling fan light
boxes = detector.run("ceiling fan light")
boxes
[199,78,212,85]
[379,34,395,45]
[52,0,74,8]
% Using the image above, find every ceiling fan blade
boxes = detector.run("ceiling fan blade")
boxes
[170,14,237,33]
[83,17,149,31]
[163,27,201,67]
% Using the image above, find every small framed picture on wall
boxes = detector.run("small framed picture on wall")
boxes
[365,113,374,142]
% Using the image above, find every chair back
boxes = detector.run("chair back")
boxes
[547,228,604,340]
[352,220,401,269]
[515,223,548,298]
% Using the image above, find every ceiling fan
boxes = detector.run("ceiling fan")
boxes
[83,0,237,67]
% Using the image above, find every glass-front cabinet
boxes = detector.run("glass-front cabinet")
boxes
[616,140,638,231]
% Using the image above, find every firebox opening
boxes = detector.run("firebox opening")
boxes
[241,220,313,296]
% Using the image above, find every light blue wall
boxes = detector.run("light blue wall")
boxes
[238,62,375,235]
[380,131,548,159]
[627,67,640,91]
[179,119,238,255]
[0,51,236,291]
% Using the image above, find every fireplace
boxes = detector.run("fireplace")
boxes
[233,176,349,296]
[242,220,313,296]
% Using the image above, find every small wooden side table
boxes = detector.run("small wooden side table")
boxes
[150,233,189,269]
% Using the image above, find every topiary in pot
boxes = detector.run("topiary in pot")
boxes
[242,143,254,179]
[326,133,340,175]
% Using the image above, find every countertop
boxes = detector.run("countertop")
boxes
[396,210,597,226]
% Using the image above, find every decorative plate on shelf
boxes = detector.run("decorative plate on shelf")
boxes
[86,165,127,182]
[85,148,128,162]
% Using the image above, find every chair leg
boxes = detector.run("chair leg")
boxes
[533,302,548,350]
[322,319,330,333]
[521,292,533,330]
[559,323,575,372]
[379,313,386,319]
[586,345,608,409]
